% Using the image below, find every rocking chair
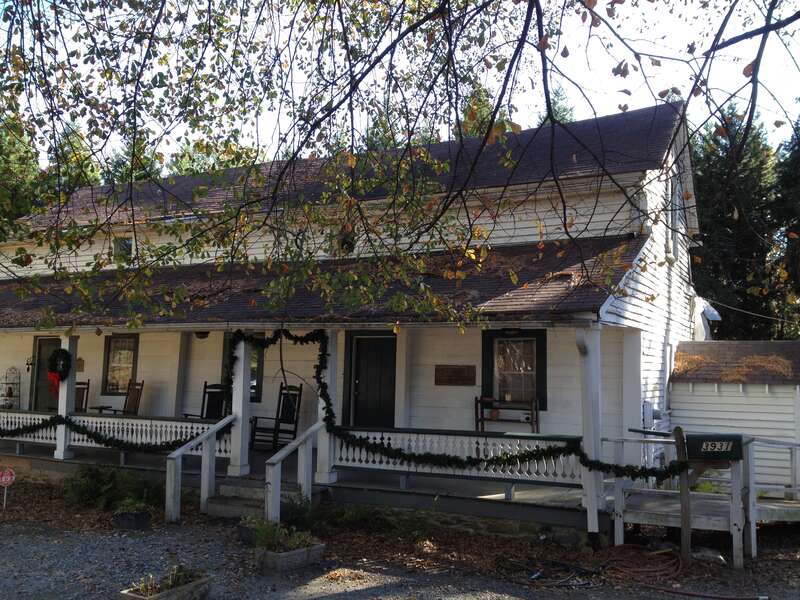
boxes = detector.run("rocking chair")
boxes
[250,382,303,451]
[91,380,144,416]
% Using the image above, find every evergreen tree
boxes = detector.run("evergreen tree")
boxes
[455,82,513,140]
[167,139,259,176]
[103,135,161,184]
[691,105,781,339]
[45,123,101,196]
[538,85,575,126]
[774,117,800,337]
[0,114,40,221]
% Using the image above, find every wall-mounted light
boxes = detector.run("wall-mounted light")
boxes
[194,331,210,340]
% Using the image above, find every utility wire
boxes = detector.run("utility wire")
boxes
[707,299,798,324]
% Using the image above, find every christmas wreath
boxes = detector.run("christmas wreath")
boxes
[47,348,72,397]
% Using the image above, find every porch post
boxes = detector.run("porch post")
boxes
[394,327,411,428]
[227,337,251,476]
[622,329,643,465]
[577,326,603,533]
[316,329,340,484]
[54,334,78,460]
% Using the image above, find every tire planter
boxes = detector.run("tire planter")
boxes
[256,543,326,572]
[119,576,211,600]
[112,510,152,531]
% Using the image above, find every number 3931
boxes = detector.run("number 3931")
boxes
[701,441,733,452]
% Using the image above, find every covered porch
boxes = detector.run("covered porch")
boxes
[0,321,644,528]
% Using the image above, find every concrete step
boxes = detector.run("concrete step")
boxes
[207,495,263,519]
[219,479,300,500]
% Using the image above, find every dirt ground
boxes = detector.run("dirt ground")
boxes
[2,480,798,599]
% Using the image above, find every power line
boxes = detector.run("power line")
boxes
[707,299,798,324]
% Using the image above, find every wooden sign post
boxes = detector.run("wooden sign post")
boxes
[673,426,691,563]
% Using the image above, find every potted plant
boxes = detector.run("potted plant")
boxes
[241,516,325,572]
[120,565,211,600]
[112,498,152,531]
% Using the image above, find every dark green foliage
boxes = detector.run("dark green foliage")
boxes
[0,114,40,226]
[63,465,162,511]
[691,105,784,339]
[280,498,406,537]
[166,139,259,176]
[774,117,800,337]
[103,136,162,185]
[44,124,102,196]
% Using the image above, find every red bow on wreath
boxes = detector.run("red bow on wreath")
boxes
[47,371,61,398]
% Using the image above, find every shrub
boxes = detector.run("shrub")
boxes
[63,465,162,511]
[113,498,152,515]
[240,516,320,552]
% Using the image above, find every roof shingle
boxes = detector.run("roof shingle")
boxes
[26,103,683,228]
[0,234,645,328]
[672,341,800,385]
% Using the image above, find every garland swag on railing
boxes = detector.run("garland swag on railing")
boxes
[227,329,689,483]
[0,415,198,453]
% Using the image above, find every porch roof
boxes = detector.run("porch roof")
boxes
[0,234,646,329]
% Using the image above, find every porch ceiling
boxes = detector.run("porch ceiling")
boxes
[0,234,646,329]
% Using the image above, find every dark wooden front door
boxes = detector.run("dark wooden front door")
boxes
[32,337,61,412]
[352,336,396,428]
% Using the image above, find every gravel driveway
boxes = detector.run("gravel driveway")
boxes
[0,522,792,599]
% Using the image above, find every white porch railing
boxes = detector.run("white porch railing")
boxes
[0,410,57,445]
[265,420,325,523]
[165,414,237,522]
[69,414,232,457]
[333,427,583,485]
[0,410,232,457]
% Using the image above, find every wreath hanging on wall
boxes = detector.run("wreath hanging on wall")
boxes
[46,348,72,398]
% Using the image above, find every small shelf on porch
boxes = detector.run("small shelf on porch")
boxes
[474,397,539,433]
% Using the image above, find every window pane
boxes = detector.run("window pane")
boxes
[495,339,536,404]
[106,337,135,393]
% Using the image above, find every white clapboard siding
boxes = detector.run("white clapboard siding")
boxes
[179,329,320,432]
[671,381,799,487]
[407,326,625,462]
[600,157,695,423]
[0,179,645,280]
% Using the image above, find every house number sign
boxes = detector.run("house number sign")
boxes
[685,434,743,461]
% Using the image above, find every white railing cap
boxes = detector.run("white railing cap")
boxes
[266,420,325,466]
[168,414,236,459]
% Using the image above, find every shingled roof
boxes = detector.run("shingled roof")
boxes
[672,341,800,385]
[26,103,683,228]
[0,234,645,329]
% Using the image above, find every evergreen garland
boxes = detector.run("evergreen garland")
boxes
[226,329,689,482]
[0,415,197,453]
[0,328,691,479]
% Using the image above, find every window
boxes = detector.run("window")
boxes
[102,334,138,395]
[113,237,133,261]
[494,338,536,404]
[222,332,264,403]
[481,329,547,410]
